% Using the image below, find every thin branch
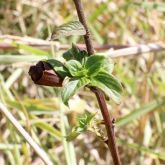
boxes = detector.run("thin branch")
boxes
[73,0,121,164]
[0,102,53,165]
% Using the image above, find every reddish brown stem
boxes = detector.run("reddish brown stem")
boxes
[73,0,121,164]
[73,0,94,55]
[91,88,121,165]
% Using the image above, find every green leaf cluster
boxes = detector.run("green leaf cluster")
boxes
[66,112,96,141]
[47,44,122,105]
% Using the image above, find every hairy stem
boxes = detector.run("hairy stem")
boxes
[73,0,121,164]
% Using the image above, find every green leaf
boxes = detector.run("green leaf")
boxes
[66,127,85,141]
[47,59,71,78]
[63,46,75,61]
[77,77,90,89]
[94,71,122,93]
[62,78,90,105]
[78,112,95,128]
[91,71,122,103]
[71,43,81,56]
[85,55,106,76]
[65,60,83,77]
[62,80,79,105]
[102,58,114,74]
[91,80,121,103]
[66,131,80,141]
[63,44,88,62]
[66,112,95,141]
[50,21,86,40]
[71,44,88,63]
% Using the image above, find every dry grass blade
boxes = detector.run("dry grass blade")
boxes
[0,102,53,165]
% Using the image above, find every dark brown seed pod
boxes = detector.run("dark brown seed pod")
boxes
[29,61,63,87]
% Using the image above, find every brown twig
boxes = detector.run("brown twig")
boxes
[73,0,121,164]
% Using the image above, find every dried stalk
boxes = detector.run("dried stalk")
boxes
[108,43,165,58]
[0,35,128,51]
[1,35,164,58]
[0,102,53,165]
[73,0,121,164]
